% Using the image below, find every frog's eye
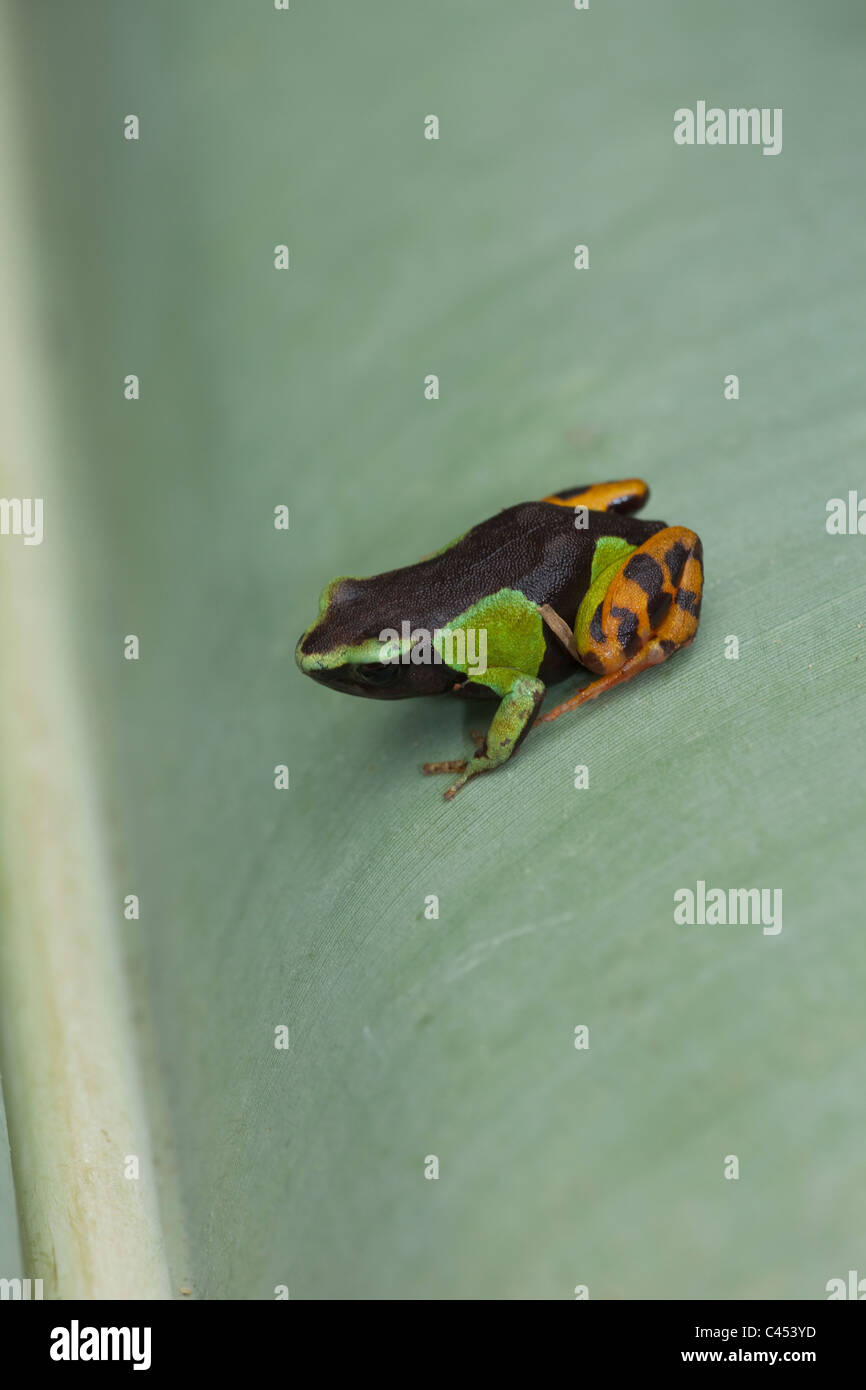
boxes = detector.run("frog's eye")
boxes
[355,661,400,687]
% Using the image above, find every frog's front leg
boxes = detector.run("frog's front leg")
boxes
[422,669,544,799]
[538,526,703,724]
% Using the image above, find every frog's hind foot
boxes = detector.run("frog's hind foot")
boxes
[421,730,485,777]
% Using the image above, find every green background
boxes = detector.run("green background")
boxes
[6,0,865,1297]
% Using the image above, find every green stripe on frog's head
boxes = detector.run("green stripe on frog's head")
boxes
[296,575,377,666]
[295,620,454,702]
[295,635,393,675]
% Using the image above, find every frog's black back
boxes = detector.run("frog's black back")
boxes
[301,500,666,679]
[454,500,665,616]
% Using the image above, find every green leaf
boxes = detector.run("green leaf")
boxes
[1,0,864,1300]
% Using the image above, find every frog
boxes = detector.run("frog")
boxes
[295,479,703,798]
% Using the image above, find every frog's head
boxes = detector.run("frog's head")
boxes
[295,575,457,700]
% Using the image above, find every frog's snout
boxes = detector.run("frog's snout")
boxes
[295,639,322,675]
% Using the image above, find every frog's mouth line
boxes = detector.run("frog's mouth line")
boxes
[302,668,417,700]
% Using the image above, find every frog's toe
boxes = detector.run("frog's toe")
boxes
[422,730,484,778]
[443,774,471,800]
[422,757,468,776]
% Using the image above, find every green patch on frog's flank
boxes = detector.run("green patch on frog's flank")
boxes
[434,588,546,680]
[575,536,637,651]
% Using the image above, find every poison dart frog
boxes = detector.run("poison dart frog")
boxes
[296,479,703,798]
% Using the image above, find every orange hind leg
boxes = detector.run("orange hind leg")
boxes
[538,526,703,724]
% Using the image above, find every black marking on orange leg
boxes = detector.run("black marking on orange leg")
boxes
[541,478,649,514]
[623,552,664,598]
[676,589,700,615]
[665,541,689,586]
[648,590,672,627]
[610,605,641,656]
[538,525,703,724]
